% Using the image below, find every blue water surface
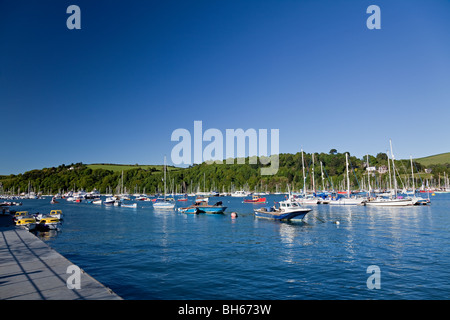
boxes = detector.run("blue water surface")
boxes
[20,193,450,300]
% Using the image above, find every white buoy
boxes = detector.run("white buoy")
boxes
[335,221,340,225]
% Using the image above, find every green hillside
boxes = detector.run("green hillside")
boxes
[87,163,180,172]
[414,153,450,166]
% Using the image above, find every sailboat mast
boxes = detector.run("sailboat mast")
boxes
[390,139,397,198]
[312,153,316,194]
[320,161,325,191]
[387,150,392,192]
[301,148,306,196]
[121,170,124,195]
[346,153,350,198]
[164,156,166,200]
[366,154,370,197]
[410,155,415,193]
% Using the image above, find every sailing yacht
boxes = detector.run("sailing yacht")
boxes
[329,153,366,205]
[295,149,320,205]
[365,140,414,207]
[153,156,175,210]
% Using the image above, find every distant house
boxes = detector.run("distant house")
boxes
[378,165,388,174]
[425,168,432,173]
[366,166,377,172]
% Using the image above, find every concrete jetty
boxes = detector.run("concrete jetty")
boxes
[0,214,122,300]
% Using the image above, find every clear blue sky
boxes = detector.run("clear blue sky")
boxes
[1,0,449,174]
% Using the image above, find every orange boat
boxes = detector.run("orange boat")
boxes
[243,195,267,203]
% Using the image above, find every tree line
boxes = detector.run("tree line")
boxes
[0,151,448,195]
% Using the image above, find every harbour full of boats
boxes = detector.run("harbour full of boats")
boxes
[0,182,441,233]
[1,141,447,225]
[9,209,63,232]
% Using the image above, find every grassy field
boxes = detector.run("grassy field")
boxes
[87,163,180,172]
[414,152,450,166]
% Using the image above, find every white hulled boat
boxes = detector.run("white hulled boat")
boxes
[365,140,414,207]
[231,190,251,197]
[329,153,367,205]
[153,156,175,210]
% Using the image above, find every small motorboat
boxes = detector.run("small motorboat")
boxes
[254,198,311,221]
[35,210,63,221]
[243,195,267,203]
[193,200,227,214]
[121,203,137,208]
[231,190,251,197]
[93,199,102,205]
[178,207,200,214]
[49,209,63,219]
[36,216,61,231]
[178,200,227,214]
[153,198,176,210]
[15,217,37,231]
[104,197,116,205]
[11,211,29,221]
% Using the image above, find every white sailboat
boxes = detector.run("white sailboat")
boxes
[366,140,414,207]
[406,155,429,205]
[153,156,175,210]
[329,153,366,205]
[295,149,320,205]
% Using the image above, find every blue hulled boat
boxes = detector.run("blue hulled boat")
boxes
[178,207,200,214]
[178,200,227,214]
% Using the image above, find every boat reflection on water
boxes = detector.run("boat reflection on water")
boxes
[34,229,61,240]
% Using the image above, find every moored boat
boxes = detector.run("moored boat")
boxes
[328,195,366,206]
[36,216,61,230]
[121,203,137,208]
[178,207,200,214]
[104,197,116,205]
[365,197,414,207]
[194,200,227,214]
[243,195,267,203]
[153,156,176,210]
[15,217,37,231]
[254,198,311,221]
[180,199,227,214]
[231,190,251,197]
[48,210,62,219]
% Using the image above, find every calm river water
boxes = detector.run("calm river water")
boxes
[21,193,450,299]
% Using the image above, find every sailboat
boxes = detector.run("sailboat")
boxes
[406,155,429,205]
[365,140,414,207]
[329,153,366,205]
[295,149,319,205]
[153,156,176,210]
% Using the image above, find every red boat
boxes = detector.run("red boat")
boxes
[243,195,267,203]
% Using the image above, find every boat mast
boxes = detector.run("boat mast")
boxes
[312,153,316,194]
[121,171,124,195]
[320,161,325,191]
[410,155,415,194]
[366,154,370,197]
[301,148,306,197]
[346,153,350,198]
[387,149,392,193]
[163,156,167,200]
[389,139,397,198]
